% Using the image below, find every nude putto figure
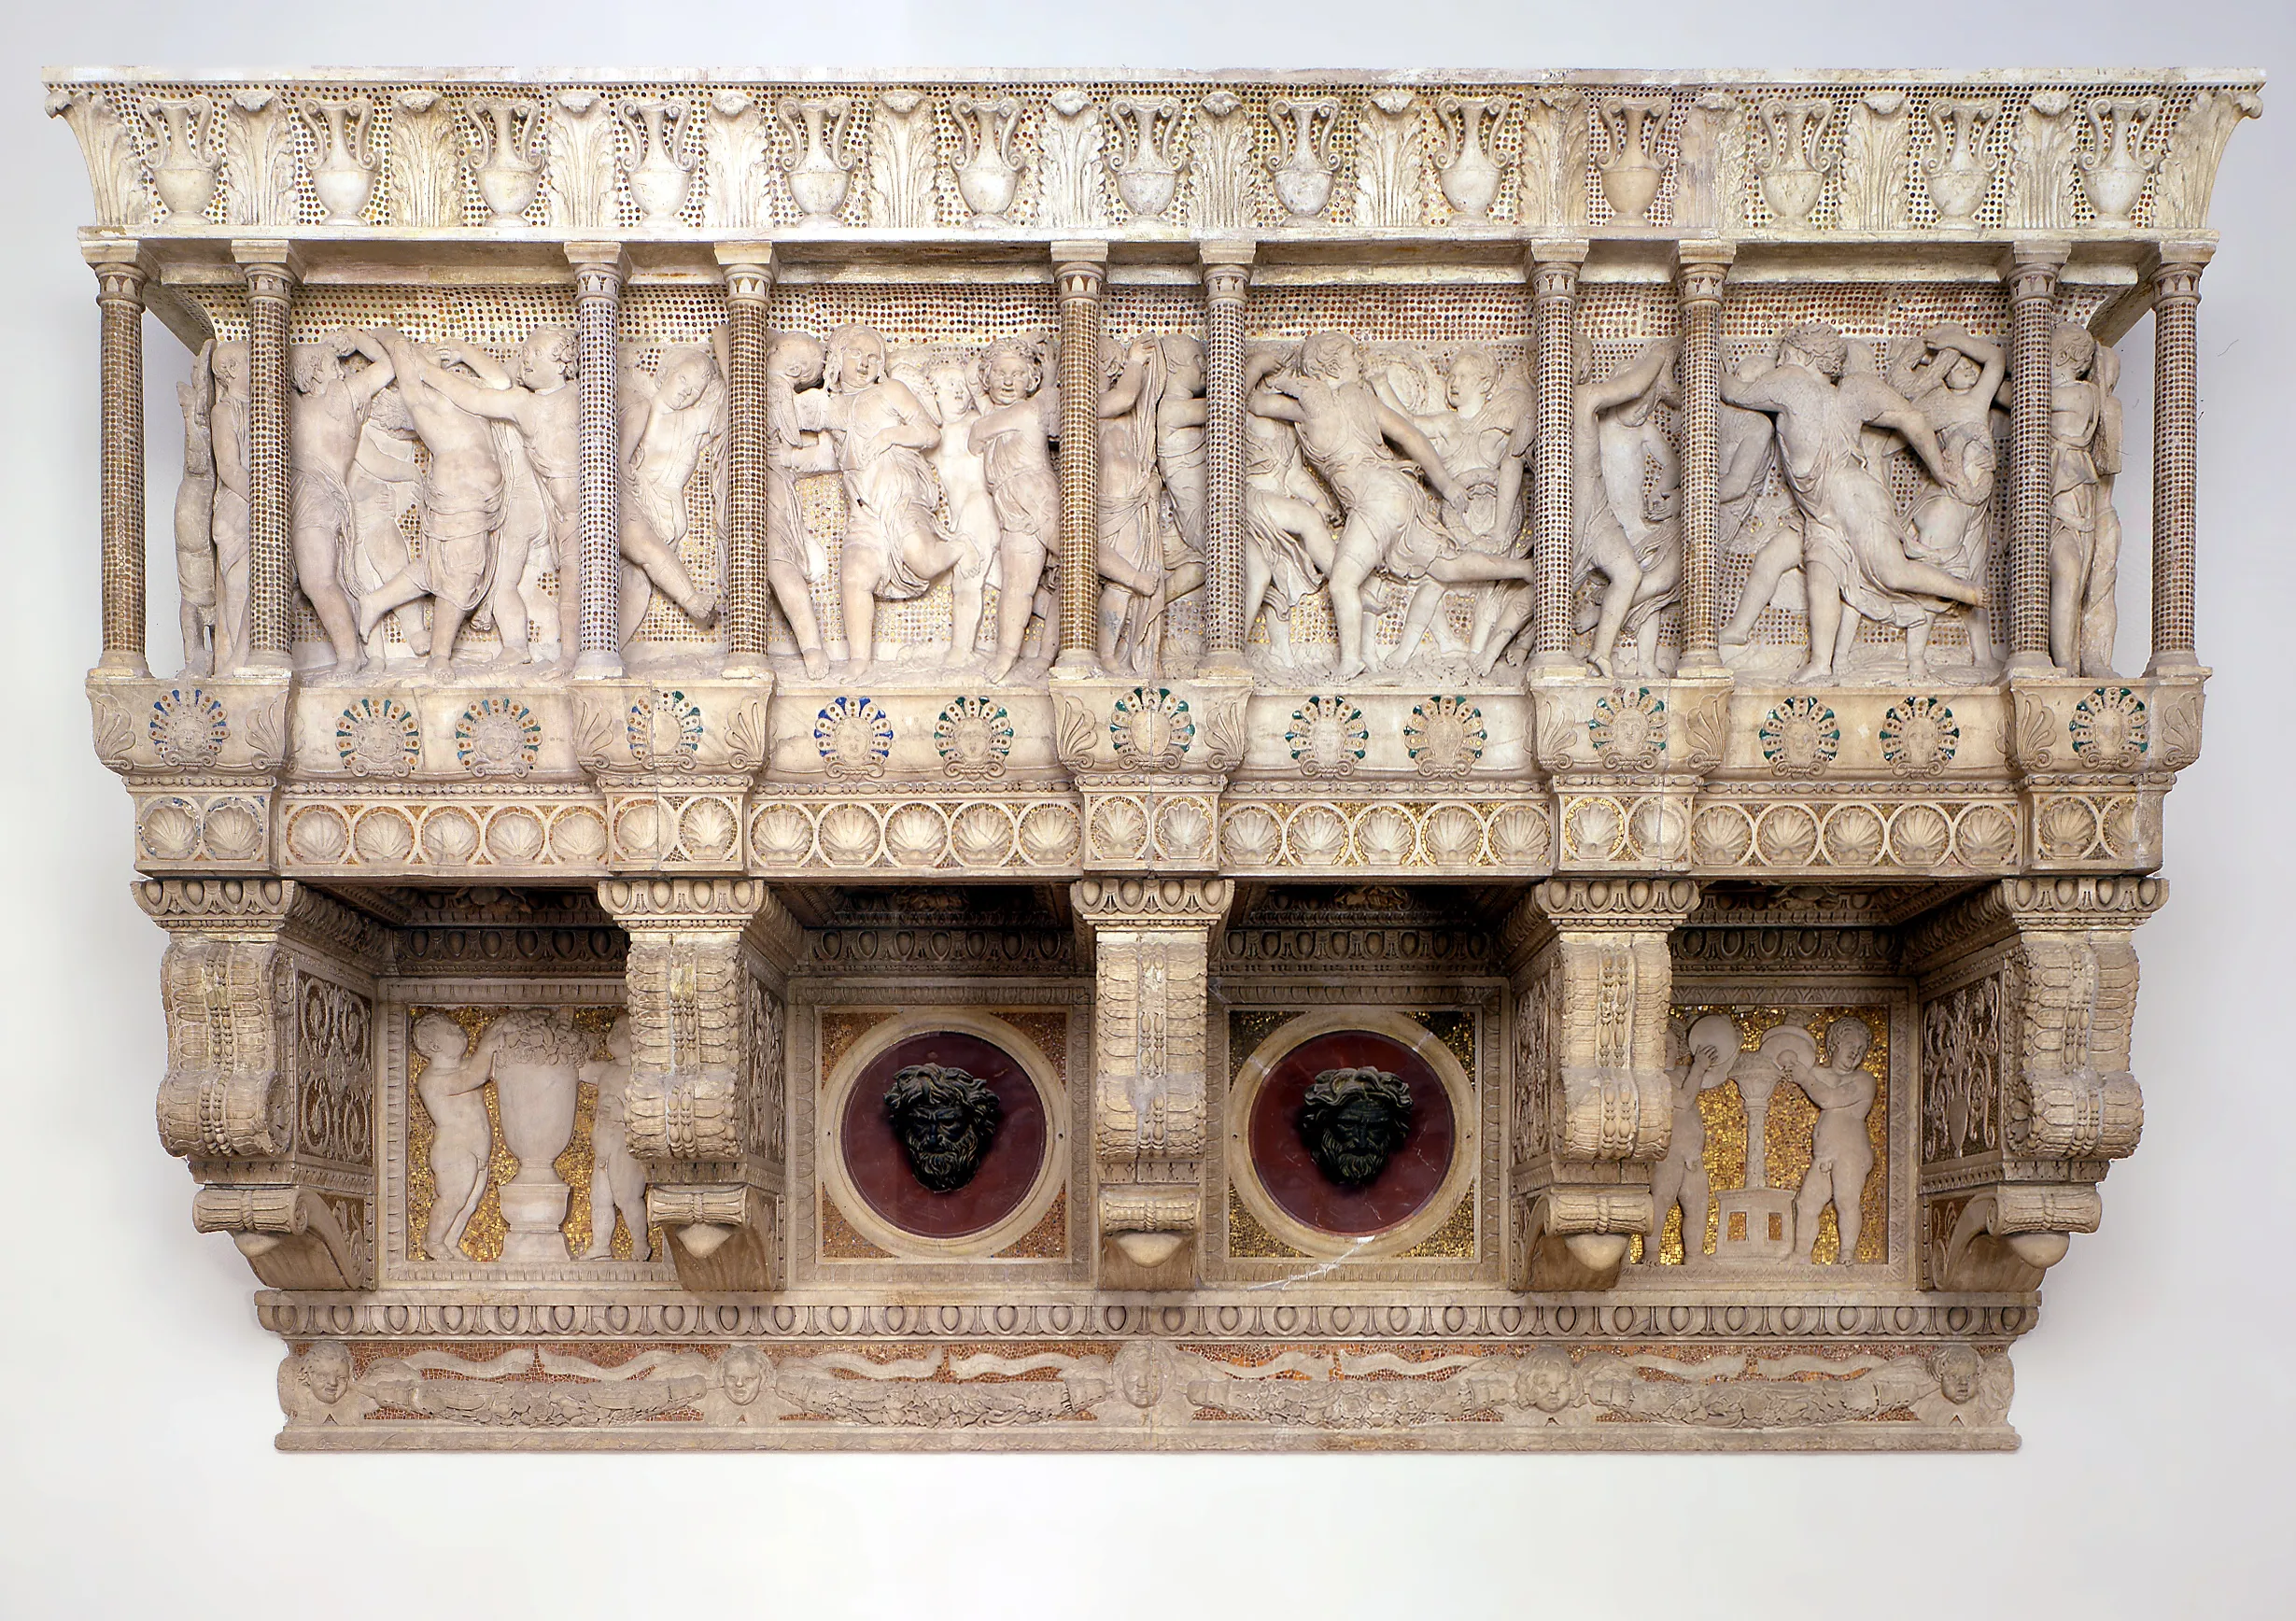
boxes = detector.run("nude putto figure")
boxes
[1647,1013,1740,1264]
[414,1011,497,1261]
[1719,321,1986,684]
[288,330,397,676]
[616,339,727,645]
[1251,332,1535,681]
[357,326,511,674]
[581,1014,649,1262]
[965,336,1063,681]
[416,329,581,670]
[794,324,971,676]
[1782,1015,1879,1262]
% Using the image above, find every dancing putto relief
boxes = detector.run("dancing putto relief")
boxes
[52,66,2255,1449]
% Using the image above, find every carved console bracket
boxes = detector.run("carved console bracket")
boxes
[1075,876,1233,1289]
[138,877,387,1288]
[1505,878,1700,1290]
[598,877,798,1290]
[1908,875,2163,1290]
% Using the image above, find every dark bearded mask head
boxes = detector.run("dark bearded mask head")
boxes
[883,1064,1002,1193]
[1296,1066,1414,1189]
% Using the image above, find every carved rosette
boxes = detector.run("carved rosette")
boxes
[1504,878,1700,1290]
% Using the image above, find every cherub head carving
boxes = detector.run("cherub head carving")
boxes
[1300,331,1363,385]
[303,1339,354,1406]
[721,1346,771,1408]
[883,1063,1002,1192]
[1935,1343,1983,1406]
[977,336,1045,406]
[516,326,577,388]
[824,324,887,393]
[1296,1065,1414,1188]
[1778,320,1850,380]
[768,331,825,388]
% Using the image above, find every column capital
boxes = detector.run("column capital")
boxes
[1528,235,1591,267]
[1201,240,1254,302]
[231,239,303,296]
[565,240,630,291]
[1052,241,1108,301]
[2001,238,2070,297]
[80,237,156,288]
[714,240,777,301]
[1675,239,1734,301]
[2149,238,2215,301]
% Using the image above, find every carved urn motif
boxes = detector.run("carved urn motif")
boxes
[1109,95,1181,218]
[1268,97,1338,218]
[1755,96,1836,226]
[464,96,542,225]
[297,95,376,223]
[2078,95,2162,225]
[1923,98,2000,224]
[140,95,216,220]
[617,97,694,224]
[778,96,855,226]
[1434,93,1504,222]
[951,94,1022,226]
[1598,95,1669,225]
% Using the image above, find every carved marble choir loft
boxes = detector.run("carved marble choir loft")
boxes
[50,66,2257,1450]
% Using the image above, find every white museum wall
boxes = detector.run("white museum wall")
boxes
[0,3,2288,1615]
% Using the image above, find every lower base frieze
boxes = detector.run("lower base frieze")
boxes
[273,1330,2019,1450]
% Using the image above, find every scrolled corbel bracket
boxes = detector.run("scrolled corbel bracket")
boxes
[192,1184,363,1290]
[1514,1188,1654,1291]
[643,1184,781,1293]
[598,878,795,1292]
[1933,1185,2102,1291]
[1505,879,1700,1292]
[137,877,384,1290]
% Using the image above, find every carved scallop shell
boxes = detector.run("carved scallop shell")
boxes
[1487,803,1550,866]
[1954,804,2018,867]
[1628,797,1685,862]
[1423,804,1483,865]
[1888,803,1952,867]
[613,800,666,861]
[1017,803,1079,865]
[1822,804,1886,867]
[749,804,813,863]
[679,797,740,861]
[950,803,1014,866]
[2036,797,2100,860]
[819,804,881,865]
[1222,804,1282,867]
[1692,803,1754,867]
[140,797,200,863]
[201,799,263,861]
[1288,804,1348,865]
[1091,796,1149,860]
[551,806,609,864]
[1755,804,1820,866]
[485,806,547,864]
[1156,796,1213,861]
[2099,796,2140,858]
[1355,805,1414,865]
[288,805,349,864]
[421,807,480,865]
[1566,796,1625,861]
[352,807,415,864]
[882,802,948,866]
